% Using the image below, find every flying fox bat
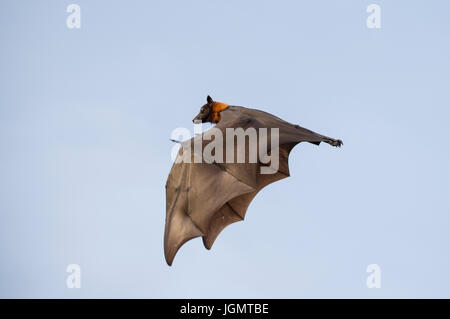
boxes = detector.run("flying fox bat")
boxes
[164,95,342,265]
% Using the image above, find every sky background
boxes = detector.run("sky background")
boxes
[1,0,450,298]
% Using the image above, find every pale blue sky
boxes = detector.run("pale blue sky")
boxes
[1,0,450,298]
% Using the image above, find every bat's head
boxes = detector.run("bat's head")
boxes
[193,95,214,123]
[193,95,229,124]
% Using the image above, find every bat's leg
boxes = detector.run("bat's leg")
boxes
[293,125,343,148]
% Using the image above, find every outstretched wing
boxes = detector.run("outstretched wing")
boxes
[164,106,332,265]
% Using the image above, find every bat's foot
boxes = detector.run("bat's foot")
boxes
[332,139,343,147]
[325,138,343,147]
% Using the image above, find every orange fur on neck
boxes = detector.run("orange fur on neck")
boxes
[211,102,229,123]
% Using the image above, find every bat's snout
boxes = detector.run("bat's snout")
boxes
[192,115,203,123]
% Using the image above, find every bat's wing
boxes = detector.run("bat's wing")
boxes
[164,106,335,265]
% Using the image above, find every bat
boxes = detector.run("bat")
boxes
[164,96,342,265]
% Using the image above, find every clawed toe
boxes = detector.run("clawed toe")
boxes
[332,139,343,147]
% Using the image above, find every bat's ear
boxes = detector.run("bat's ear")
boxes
[207,95,213,104]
